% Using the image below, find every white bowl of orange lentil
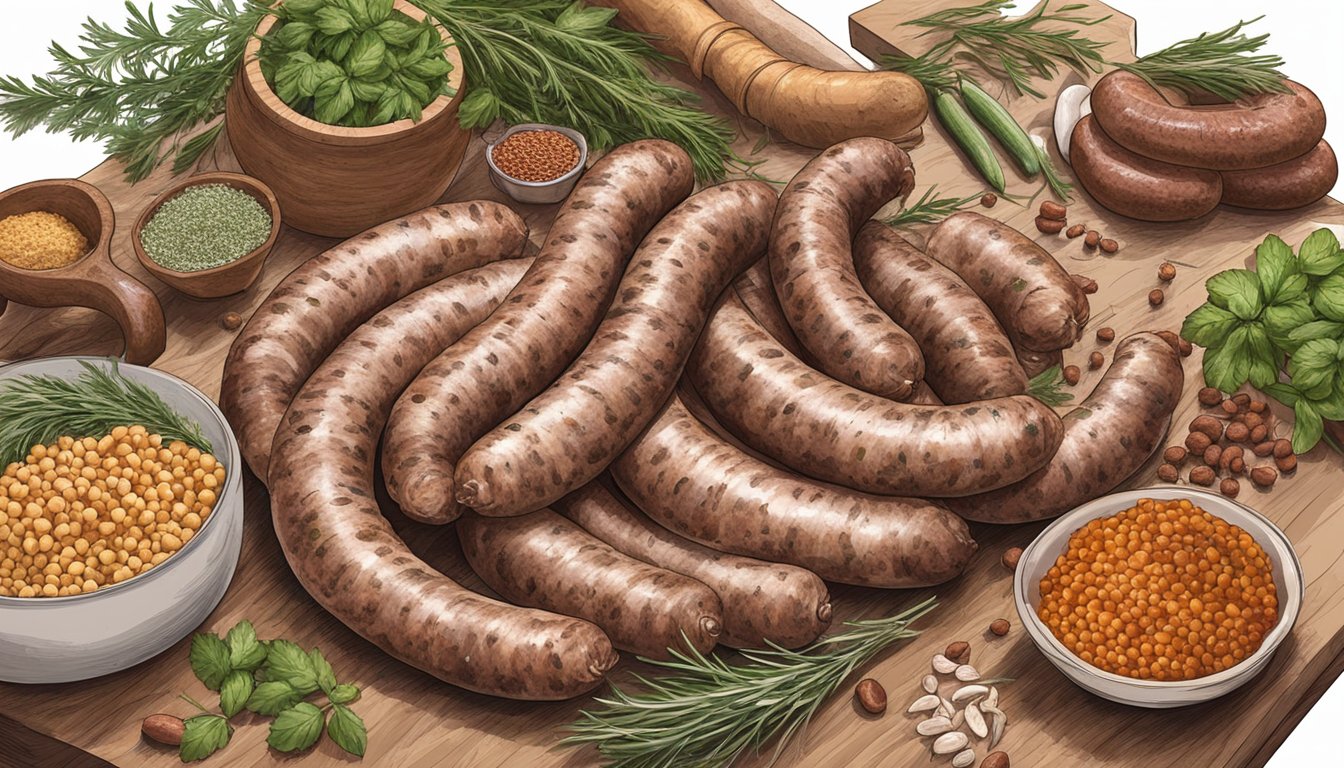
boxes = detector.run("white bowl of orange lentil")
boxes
[1014,487,1303,708]
[0,356,243,684]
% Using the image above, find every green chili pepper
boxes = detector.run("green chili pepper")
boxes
[958,75,1041,177]
[933,89,1005,192]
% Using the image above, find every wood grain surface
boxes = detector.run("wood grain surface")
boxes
[2,2,1343,767]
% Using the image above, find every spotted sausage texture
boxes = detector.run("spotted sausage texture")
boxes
[770,138,923,399]
[269,261,621,701]
[854,221,1028,404]
[457,509,723,659]
[554,482,832,649]
[948,333,1184,524]
[612,395,976,588]
[735,257,810,362]
[220,202,529,481]
[926,211,1091,352]
[383,140,695,525]
[1018,349,1063,380]
[1070,115,1222,222]
[1089,70,1327,171]
[1221,140,1338,211]
[454,181,775,517]
[685,293,1065,497]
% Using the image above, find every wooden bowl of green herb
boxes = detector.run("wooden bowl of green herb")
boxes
[131,172,281,300]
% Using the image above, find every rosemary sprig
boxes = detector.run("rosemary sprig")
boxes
[0,360,211,466]
[1034,139,1073,202]
[1115,17,1289,101]
[1027,365,1074,407]
[562,598,936,768]
[885,186,983,228]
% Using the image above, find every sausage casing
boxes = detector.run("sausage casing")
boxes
[1070,115,1223,222]
[1221,140,1338,211]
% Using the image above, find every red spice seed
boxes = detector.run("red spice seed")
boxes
[492,130,581,183]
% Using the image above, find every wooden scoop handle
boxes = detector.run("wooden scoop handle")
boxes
[79,257,167,366]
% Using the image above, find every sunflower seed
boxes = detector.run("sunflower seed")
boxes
[954,664,980,682]
[951,709,965,730]
[951,684,989,704]
[965,703,988,739]
[938,697,954,717]
[907,694,940,713]
[932,654,959,674]
[917,716,953,736]
[921,674,938,693]
[933,731,969,755]
[952,748,976,768]
[984,686,999,709]
[990,710,1006,749]
[981,703,1003,718]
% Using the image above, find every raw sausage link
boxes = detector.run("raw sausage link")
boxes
[1070,115,1222,222]
[455,181,775,516]
[854,221,1028,403]
[612,394,977,587]
[383,140,695,524]
[1089,70,1327,171]
[1018,349,1063,380]
[554,482,832,649]
[770,138,923,399]
[735,257,811,363]
[1221,140,1338,211]
[220,202,529,481]
[925,211,1091,351]
[457,509,723,659]
[685,293,1065,497]
[269,261,620,701]
[948,333,1184,524]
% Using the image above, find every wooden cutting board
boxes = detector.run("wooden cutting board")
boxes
[1,1,1342,766]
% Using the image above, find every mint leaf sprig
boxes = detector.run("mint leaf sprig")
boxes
[174,620,367,762]
[1182,228,1344,454]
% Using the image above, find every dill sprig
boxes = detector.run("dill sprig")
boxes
[562,598,936,768]
[1115,17,1289,101]
[1027,365,1074,407]
[0,360,211,466]
[885,186,983,228]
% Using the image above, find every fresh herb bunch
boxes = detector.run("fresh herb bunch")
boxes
[0,0,267,182]
[563,598,936,768]
[259,0,454,127]
[1116,17,1289,101]
[0,360,211,467]
[1027,365,1074,407]
[1182,229,1344,454]
[884,186,983,227]
[180,620,367,761]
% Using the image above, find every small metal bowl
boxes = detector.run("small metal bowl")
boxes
[1014,486,1303,708]
[485,123,588,205]
[0,356,244,683]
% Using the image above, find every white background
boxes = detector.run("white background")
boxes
[1,2,1341,764]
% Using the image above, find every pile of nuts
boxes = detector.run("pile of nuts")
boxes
[1036,202,1119,254]
[1157,389,1296,498]
[902,643,1010,768]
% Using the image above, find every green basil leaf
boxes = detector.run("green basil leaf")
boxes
[180,715,231,763]
[1315,380,1344,421]
[1287,320,1344,348]
[556,2,620,33]
[328,704,368,757]
[375,18,419,46]
[1298,227,1344,276]
[329,683,360,705]
[265,639,320,694]
[1263,382,1300,407]
[189,633,232,691]
[1206,269,1263,320]
[395,72,431,105]
[219,669,255,719]
[350,78,386,102]
[275,20,316,51]
[404,55,451,81]
[315,80,354,123]
[367,0,395,26]
[280,0,325,19]
[1254,234,1295,304]
[410,25,438,60]
[1313,273,1344,322]
[458,88,500,128]
[225,620,266,672]
[1244,324,1280,389]
[1262,296,1317,351]
[331,31,356,62]
[371,86,401,125]
[342,0,373,29]
[1201,327,1252,393]
[268,702,326,754]
[1292,398,1325,454]
[246,681,303,716]
[397,89,421,120]
[315,7,355,36]
[1275,272,1310,304]
[346,30,386,78]
[309,648,338,694]
[1292,337,1340,372]
[1181,302,1239,348]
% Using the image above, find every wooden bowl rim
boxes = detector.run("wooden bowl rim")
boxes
[131,172,282,281]
[0,178,113,276]
[240,0,466,143]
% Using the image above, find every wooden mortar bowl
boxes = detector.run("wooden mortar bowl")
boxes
[132,172,281,299]
[0,179,166,365]
[225,0,469,238]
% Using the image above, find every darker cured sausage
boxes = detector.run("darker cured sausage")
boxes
[1221,140,1338,211]
[1070,115,1223,222]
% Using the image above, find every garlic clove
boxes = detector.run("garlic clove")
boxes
[951,684,989,704]
[907,694,940,713]
[1053,83,1093,163]
[954,664,980,682]
[937,697,954,718]
[916,716,953,736]
[951,709,965,730]
[965,703,989,739]
[990,711,1006,749]
[984,686,999,709]
[933,731,970,755]
[921,674,938,694]
[952,748,977,768]
[932,654,959,674]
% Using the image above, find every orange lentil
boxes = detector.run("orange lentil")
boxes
[1037,498,1278,681]
[0,211,88,270]
[491,130,581,183]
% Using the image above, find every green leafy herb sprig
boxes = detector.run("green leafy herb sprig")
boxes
[1182,229,1344,454]
[0,360,211,467]
[884,186,984,228]
[178,620,367,761]
[258,0,453,127]
[1117,17,1289,101]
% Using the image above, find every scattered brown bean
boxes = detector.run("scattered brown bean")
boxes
[1148,289,1165,307]
[1225,422,1250,443]
[1157,463,1179,483]
[854,678,887,714]
[1249,400,1267,413]
[1035,216,1065,234]
[142,714,185,746]
[1189,466,1216,486]
[1253,441,1276,457]
[1251,466,1278,488]
[1276,454,1298,473]
[1155,331,1181,354]
[1084,230,1100,248]
[1066,224,1086,238]
[989,618,1011,636]
[946,640,972,665]
[1157,262,1177,282]
[980,193,998,208]
[1249,424,1268,443]
[1163,446,1187,464]
[1039,201,1068,220]
[1230,456,1246,475]
[1273,439,1293,459]
[982,751,1010,768]
[1220,478,1240,498]
[1062,365,1081,385]
[1232,393,1251,408]
[1185,431,1213,453]
[1221,399,1241,416]
[1088,351,1104,370]
[1001,548,1022,572]
[221,312,243,331]
[1099,238,1119,253]
[1220,446,1244,472]
[1096,326,1115,342]
[1071,274,1099,294]
[1242,412,1264,430]
[1178,337,1192,357]
[1190,415,1224,442]
[1203,444,1223,468]
[1198,387,1224,406]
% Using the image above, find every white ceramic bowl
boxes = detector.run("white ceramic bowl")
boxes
[0,356,243,683]
[485,123,589,205]
[1014,486,1303,708]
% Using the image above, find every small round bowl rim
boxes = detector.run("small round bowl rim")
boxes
[131,171,282,281]
[0,178,112,273]
[0,355,240,606]
[1013,485,1304,695]
[484,123,589,189]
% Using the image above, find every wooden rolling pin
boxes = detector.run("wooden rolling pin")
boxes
[704,0,863,71]
[593,0,926,149]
